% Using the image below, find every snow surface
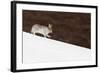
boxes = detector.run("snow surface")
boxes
[23,32,91,64]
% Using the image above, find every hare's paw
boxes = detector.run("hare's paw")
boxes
[46,35,51,38]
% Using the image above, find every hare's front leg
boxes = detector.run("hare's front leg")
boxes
[44,34,50,38]
[44,35,47,38]
[46,34,51,38]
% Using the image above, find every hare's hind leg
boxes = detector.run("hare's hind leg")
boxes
[31,32,35,36]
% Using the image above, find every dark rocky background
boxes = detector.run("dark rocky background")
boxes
[23,10,91,49]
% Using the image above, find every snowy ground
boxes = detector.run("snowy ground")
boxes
[23,32,91,64]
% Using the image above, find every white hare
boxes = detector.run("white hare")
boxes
[31,24,52,38]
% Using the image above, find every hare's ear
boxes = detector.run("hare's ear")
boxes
[48,24,52,28]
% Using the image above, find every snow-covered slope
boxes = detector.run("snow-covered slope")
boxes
[23,32,91,64]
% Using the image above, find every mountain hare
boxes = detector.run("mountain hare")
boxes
[31,24,52,38]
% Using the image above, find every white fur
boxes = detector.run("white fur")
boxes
[31,24,52,37]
